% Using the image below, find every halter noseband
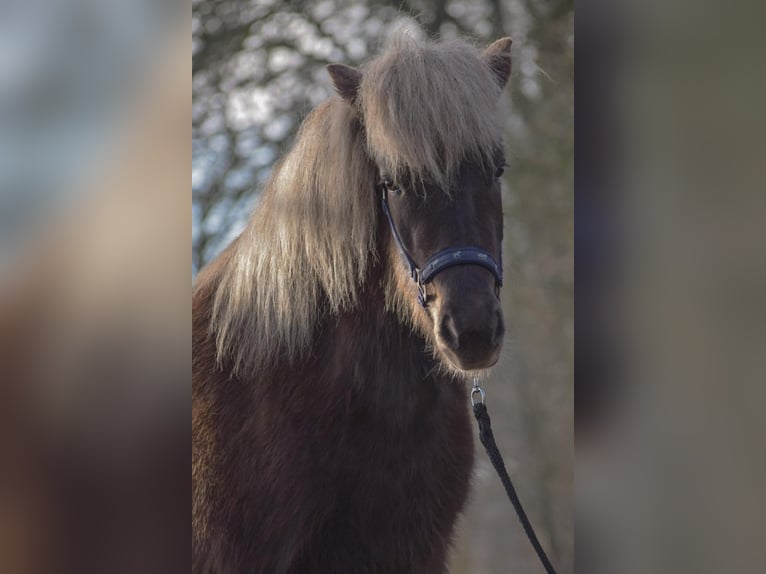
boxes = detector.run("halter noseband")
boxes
[380,185,503,307]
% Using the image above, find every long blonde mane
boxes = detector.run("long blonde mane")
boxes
[208,34,504,375]
[359,35,503,189]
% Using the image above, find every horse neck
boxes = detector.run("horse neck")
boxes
[308,257,449,417]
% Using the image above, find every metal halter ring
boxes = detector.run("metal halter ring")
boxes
[470,378,485,406]
[416,280,428,307]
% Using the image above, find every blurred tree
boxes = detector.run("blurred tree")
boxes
[192,0,572,571]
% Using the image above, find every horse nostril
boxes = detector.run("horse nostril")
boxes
[438,314,459,350]
[492,312,505,346]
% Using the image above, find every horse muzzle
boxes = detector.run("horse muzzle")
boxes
[434,295,505,371]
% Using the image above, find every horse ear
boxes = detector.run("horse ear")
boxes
[482,37,513,88]
[326,63,362,103]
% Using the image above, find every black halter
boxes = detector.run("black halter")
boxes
[380,185,503,307]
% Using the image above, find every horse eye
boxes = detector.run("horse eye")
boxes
[383,179,401,194]
[494,166,505,179]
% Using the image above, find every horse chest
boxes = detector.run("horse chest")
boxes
[264,369,475,572]
[209,315,476,572]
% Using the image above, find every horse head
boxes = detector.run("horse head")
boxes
[328,37,512,372]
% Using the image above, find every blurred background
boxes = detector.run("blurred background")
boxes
[193,1,574,573]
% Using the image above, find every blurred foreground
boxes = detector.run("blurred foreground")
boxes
[577,0,766,572]
[0,2,189,573]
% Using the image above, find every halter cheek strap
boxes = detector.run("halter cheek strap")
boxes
[380,186,503,307]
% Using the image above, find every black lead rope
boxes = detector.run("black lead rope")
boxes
[471,381,558,574]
